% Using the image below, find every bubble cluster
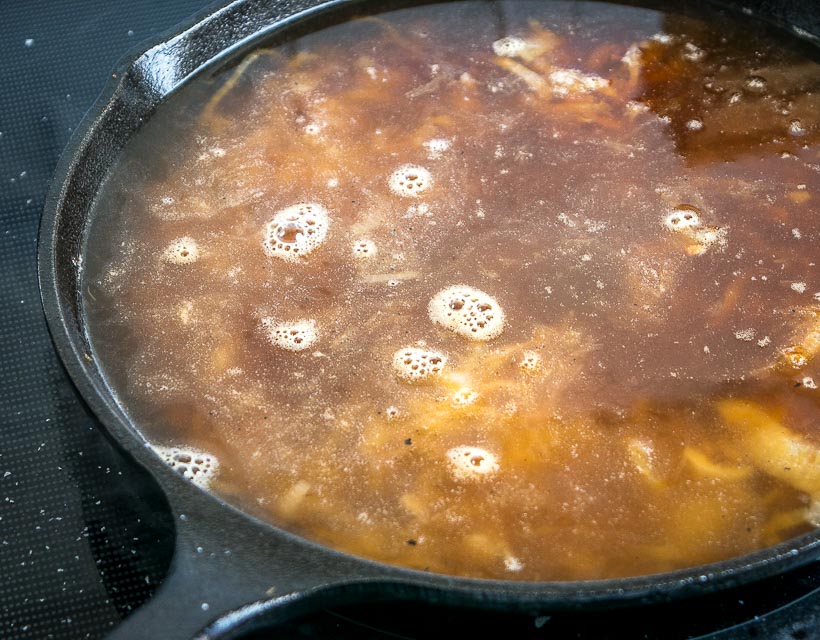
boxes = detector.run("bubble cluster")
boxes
[262,202,329,261]
[388,165,432,198]
[782,345,809,369]
[452,388,479,408]
[735,328,756,341]
[744,75,768,93]
[303,121,326,136]
[153,445,218,489]
[664,205,701,231]
[682,42,706,62]
[447,446,500,480]
[392,347,447,381]
[662,205,728,254]
[492,36,527,58]
[353,239,377,259]
[791,282,807,294]
[519,350,542,373]
[789,119,807,137]
[428,285,506,341]
[262,318,319,352]
[423,138,452,159]
[504,556,524,572]
[163,237,199,264]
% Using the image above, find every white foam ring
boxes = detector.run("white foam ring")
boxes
[163,237,200,264]
[388,165,432,198]
[263,202,329,262]
[447,446,500,480]
[153,445,218,489]
[392,347,447,382]
[428,285,506,341]
[262,318,318,352]
[663,205,728,254]
[664,206,701,231]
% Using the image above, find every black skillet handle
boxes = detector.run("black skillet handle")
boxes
[105,477,389,640]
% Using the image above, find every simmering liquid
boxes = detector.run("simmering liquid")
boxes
[84,0,820,581]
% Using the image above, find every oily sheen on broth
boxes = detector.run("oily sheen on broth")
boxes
[83,1,820,581]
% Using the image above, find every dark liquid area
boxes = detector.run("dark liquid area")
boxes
[84,0,820,580]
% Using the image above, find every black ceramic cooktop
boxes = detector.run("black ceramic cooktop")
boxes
[1,0,819,638]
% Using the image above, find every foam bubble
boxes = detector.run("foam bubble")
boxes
[682,43,706,62]
[734,328,756,341]
[262,318,319,352]
[519,350,542,373]
[163,237,199,264]
[685,118,704,131]
[388,165,432,198]
[447,445,500,480]
[789,120,807,137]
[744,75,768,93]
[451,388,479,408]
[783,345,808,369]
[428,285,505,341]
[504,556,524,572]
[492,36,528,57]
[423,138,452,159]
[262,202,329,262]
[392,347,447,382]
[304,121,326,136]
[664,205,701,231]
[353,239,377,259]
[153,445,218,489]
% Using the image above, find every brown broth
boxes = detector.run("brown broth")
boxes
[83,0,820,581]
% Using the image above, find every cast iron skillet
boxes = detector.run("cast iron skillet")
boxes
[38,0,820,638]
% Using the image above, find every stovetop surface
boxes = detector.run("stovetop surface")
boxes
[1,0,819,638]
